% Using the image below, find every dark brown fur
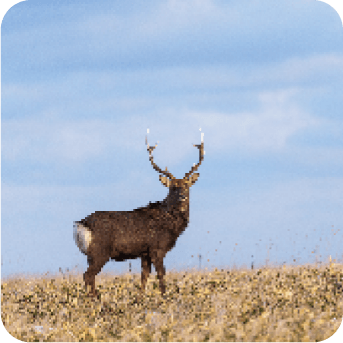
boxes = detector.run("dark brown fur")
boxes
[75,136,204,296]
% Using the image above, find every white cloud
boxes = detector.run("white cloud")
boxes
[4,0,338,77]
[1,113,206,168]
[2,118,105,162]
[2,85,338,169]
[188,89,319,153]
[269,53,343,85]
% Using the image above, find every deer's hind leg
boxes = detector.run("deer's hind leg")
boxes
[84,250,109,297]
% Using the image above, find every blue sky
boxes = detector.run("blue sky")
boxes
[1,0,343,278]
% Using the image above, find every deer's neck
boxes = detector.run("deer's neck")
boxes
[162,195,190,233]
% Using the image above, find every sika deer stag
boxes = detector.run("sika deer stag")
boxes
[74,131,204,297]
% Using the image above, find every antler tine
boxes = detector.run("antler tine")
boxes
[184,137,205,179]
[146,134,175,179]
[146,135,158,154]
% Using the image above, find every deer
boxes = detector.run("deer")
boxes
[73,131,204,297]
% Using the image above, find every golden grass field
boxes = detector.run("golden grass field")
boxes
[1,263,342,342]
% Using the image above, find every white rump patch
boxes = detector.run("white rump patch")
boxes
[73,222,92,255]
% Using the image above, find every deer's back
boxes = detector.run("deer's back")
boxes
[79,207,183,257]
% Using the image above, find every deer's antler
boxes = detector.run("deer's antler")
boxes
[146,135,175,179]
[184,132,204,179]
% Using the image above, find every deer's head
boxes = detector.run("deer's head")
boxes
[146,132,204,212]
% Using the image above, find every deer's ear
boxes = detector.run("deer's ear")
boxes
[159,175,170,187]
[188,173,199,186]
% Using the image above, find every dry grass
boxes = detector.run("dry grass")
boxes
[1,263,342,342]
